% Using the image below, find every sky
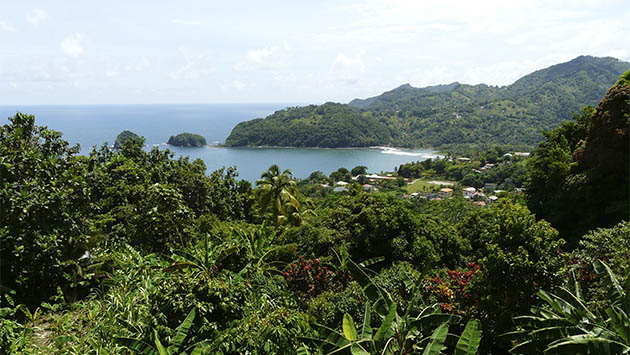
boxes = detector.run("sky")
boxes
[1,0,629,105]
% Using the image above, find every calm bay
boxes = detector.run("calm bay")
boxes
[0,104,438,182]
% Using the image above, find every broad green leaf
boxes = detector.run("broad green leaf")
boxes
[310,323,351,348]
[359,257,385,268]
[168,308,196,352]
[374,303,397,343]
[154,330,169,355]
[422,323,449,355]
[114,337,159,355]
[361,302,373,340]
[594,260,625,309]
[343,314,359,341]
[545,335,630,354]
[350,343,370,355]
[554,287,597,322]
[412,313,461,332]
[454,319,482,355]
[346,259,391,315]
[508,339,549,354]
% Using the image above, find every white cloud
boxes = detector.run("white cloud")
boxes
[232,79,247,90]
[61,34,87,57]
[26,8,48,27]
[169,48,215,80]
[234,44,291,71]
[0,21,17,34]
[329,52,365,86]
[171,19,201,26]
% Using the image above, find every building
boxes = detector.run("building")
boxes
[439,188,453,198]
[463,187,476,198]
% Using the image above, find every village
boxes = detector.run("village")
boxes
[304,149,530,206]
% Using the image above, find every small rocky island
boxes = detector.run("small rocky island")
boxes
[114,130,140,149]
[167,132,207,147]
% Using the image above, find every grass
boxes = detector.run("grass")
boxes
[405,179,445,193]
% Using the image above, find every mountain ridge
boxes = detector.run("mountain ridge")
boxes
[225,56,629,149]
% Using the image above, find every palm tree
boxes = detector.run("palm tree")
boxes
[255,165,301,226]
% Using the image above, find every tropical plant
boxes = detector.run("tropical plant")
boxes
[305,257,483,354]
[255,164,304,226]
[504,260,630,354]
[162,234,237,278]
[232,221,287,275]
[115,308,206,355]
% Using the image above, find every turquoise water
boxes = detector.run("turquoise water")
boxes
[0,104,438,182]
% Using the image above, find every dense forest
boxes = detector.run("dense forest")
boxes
[167,133,208,147]
[0,71,629,354]
[224,103,391,148]
[226,56,629,150]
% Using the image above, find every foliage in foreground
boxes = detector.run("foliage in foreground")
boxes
[505,260,630,354]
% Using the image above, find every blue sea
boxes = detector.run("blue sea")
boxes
[0,104,438,182]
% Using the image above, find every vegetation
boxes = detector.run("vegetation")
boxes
[167,133,207,147]
[114,130,141,149]
[226,56,628,149]
[0,68,628,354]
[505,260,630,354]
[525,74,629,245]
[225,102,391,148]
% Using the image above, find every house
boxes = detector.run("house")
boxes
[482,163,495,170]
[488,195,499,203]
[463,187,476,198]
[484,183,497,190]
[333,186,348,193]
[514,152,530,157]
[457,157,471,162]
[473,201,486,207]
[365,174,397,181]
[425,193,438,200]
[439,188,453,198]
[336,181,349,186]
[363,184,377,192]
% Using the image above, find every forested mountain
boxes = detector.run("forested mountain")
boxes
[225,102,391,147]
[225,56,628,149]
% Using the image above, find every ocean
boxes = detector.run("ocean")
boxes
[0,104,438,182]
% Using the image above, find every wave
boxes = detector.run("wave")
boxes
[379,148,440,158]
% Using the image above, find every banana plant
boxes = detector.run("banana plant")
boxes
[304,257,483,354]
[503,260,630,354]
[162,233,238,277]
[115,309,206,355]
[232,221,288,275]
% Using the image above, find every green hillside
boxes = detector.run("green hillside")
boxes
[225,56,629,149]
[225,102,391,148]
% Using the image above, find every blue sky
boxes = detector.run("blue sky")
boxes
[1,0,628,104]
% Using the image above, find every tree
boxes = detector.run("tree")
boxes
[114,130,140,149]
[460,200,566,352]
[255,165,302,226]
[330,167,352,183]
[351,165,368,177]
[0,113,92,305]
